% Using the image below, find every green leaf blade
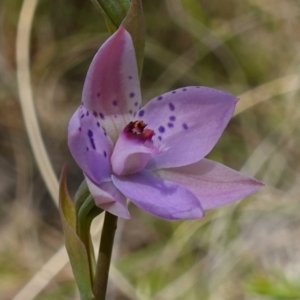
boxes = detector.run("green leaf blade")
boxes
[59,166,94,300]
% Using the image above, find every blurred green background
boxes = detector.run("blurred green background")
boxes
[1,0,300,299]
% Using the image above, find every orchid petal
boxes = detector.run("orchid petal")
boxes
[112,170,204,220]
[139,86,237,170]
[82,26,141,141]
[68,107,113,184]
[156,159,264,210]
[111,125,158,176]
[85,176,130,219]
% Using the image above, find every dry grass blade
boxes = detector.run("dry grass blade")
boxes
[235,74,300,116]
[16,0,59,205]
[12,246,69,300]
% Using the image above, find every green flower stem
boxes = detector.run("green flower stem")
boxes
[93,212,118,299]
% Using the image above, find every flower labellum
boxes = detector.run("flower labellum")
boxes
[68,26,263,220]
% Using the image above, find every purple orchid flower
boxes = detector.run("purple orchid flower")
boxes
[68,27,263,220]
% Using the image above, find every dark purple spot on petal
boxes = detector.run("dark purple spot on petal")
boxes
[104,131,107,136]
[86,147,89,151]
[169,116,176,121]
[129,109,133,114]
[103,151,107,157]
[134,102,138,106]
[86,111,89,116]
[157,96,163,101]
[128,76,133,80]
[158,126,165,133]
[196,86,200,88]
[79,127,81,131]
[138,110,145,117]
[81,114,84,119]
[172,91,176,94]
[130,92,135,98]
[88,130,96,150]
[112,100,117,106]
[97,122,100,127]
[182,88,187,92]
[169,103,175,111]
[158,136,162,141]
[99,113,104,119]
[183,123,189,130]
[97,92,101,97]
[93,111,98,117]
[168,123,174,128]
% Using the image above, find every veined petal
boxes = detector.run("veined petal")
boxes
[82,26,142,141]
[139,86,237,170]
[68,107,113,184]
[112,170,204,220]
[156,159,264,210]
[111,122,158,176]
[85,176,130,219]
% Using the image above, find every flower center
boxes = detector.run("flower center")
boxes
[110,120,156,176]
[124,120,154,141]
